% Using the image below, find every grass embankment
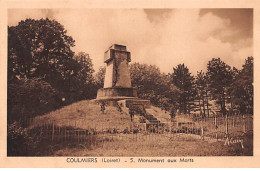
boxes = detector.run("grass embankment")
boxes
[33,100,133,131]
[30,100,252,157]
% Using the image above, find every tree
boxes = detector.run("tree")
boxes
[8,78,61,123]
[8,18,75,84]
[72,52,95,99]
[129,62,178,109]
[206,58,233,115]
[170,64,195,114]
[8,18,98,104]
[158,74,180,112]
[129,63,161,103]
[230,57,253,115]
[94,66,106,89]
[73,52,94,84]
[195,71,211,117]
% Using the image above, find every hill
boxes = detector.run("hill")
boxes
[32,100,133,131]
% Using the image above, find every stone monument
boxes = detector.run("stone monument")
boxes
[96,44,150,107]
[97,44,137,100]
[96,44,160,130]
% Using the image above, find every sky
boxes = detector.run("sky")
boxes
[8,8,253,74]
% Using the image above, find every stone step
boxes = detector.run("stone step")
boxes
[148,120,160,124]
[145,111,162,125]
[145,114,158,120]
[146,114,157,120]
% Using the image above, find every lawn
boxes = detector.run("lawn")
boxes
[28,100,253,157]
[48,133,252,156]
[32,100,133,131]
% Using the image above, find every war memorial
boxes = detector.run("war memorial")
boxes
[96,44,151,116]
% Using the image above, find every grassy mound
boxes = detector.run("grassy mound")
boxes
[33,100,133,131]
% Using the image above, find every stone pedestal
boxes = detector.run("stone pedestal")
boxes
[118,99,151,109]
[97,87,137,100]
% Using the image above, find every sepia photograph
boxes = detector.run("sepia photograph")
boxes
[6,8,254,157]
[1,0,260,167]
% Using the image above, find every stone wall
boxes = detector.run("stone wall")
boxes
[97,87,137,99]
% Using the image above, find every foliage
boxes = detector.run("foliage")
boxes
[194,71,210,117]
[170,64,196,114]
[7,18,253,122]
[93,63,179,111]
[129,62,179,110]
[7,121,40,156]
[94,66,106,89]
[206,58,234,115]
[71,52,95,100]
[170,106,177,118]
[73,52,95,85]
[8,18,75,82]
[8,78,61,123]
[8,19,97,122]
[229,57,253,114]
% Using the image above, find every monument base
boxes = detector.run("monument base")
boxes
[95,87,150,109]
[118,99,151,108]
[96,87,137,100]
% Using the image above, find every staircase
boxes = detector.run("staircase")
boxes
[145,109,165,132]
[145,112,160,124]
[117,100,166,132]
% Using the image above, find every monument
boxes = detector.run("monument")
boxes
[96,44,166,130]
[96,44,150,107]
[97,44,137,100]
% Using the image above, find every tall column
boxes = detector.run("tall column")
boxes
[103,44,132,88]
[96,44,137,99]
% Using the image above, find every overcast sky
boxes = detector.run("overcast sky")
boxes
[8,8,253,74]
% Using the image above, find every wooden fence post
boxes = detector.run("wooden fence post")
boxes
[201,119,204,140]
[40,123,43,137]
[43,122,46,138]
[225,115,229,140]
[215,114,218,139]
[101,123,104,145]
[77,129,79,143]
[232,116,235,128]
[91,127,93,146]
[58,126,61,142]
[52,120,55,142]
[157,122,159,134]
[192,121,194,136]
[243,115,246,133]
[64,127,67,142]
[94,124,97,147]
[132,122,134,140]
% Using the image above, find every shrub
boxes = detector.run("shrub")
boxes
[7,121,40,156]
[8,78,62,123]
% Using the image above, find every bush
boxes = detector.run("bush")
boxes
[8,78,62,123]
[7,121,40,156]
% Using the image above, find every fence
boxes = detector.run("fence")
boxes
[27,114,253,146]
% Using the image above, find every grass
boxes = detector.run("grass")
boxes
[51,133,252,156]
[28,100,253,157]
[32,100,133,131]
